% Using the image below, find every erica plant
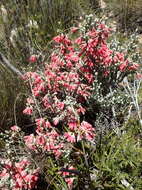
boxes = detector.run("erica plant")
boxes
[0,15,140,190]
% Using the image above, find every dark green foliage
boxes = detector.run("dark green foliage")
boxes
[92,123,142,190]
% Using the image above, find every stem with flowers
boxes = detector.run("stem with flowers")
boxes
[0,14,141,189]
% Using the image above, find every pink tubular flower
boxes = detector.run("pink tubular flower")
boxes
[53,35,63,43]
[27,98,34,104]
[71,27,79,33]
[80,121,95,141]
[45,120,51,128]
[11,125,21,132]
[0,168,9,178]
[29,55,37,63]
[65,52,79,62]
[36,118,45,127]
[23,107,33,115]
[68,121,78,131]
[60,166,76,189]
[57,102,64,110]
[65,177,75,190]
[116,52,124,62]
[136,73,142,80]
[53,117,59,126]
[64,132,76,143]
[36,135,46,146]
[128,63,139,71]
[53,34,71,46]
[24,134,36,150]
[119,62,128,72]
[77,106,86,114]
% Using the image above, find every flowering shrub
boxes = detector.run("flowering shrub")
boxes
[23,15,140,131]
[0,158,39,190]
[0,15,141,189]
[0,127,39,190]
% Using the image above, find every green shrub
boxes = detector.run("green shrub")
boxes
[93,122,142,190]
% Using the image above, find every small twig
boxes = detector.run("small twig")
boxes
[81,141,89,167]
[124,77,142,126]
[0,52,23,78]
[59,168,80,175]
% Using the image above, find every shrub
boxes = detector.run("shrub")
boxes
[0,15,141,189]
[92,125,142,190]
[0,0,96,130]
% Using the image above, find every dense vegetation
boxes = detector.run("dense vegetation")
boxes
[0,1,142,190]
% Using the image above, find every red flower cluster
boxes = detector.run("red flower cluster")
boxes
[23,32,95,150]
[24,118,64,158]
[60,166,76,189]
[0,158,39,190]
